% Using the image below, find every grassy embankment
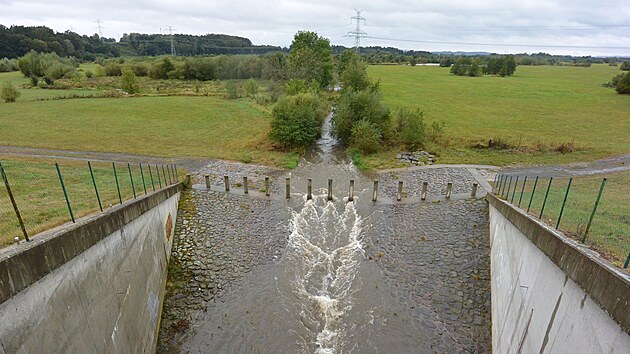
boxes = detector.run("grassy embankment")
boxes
[366,64,630,169]
[493,170,629,267]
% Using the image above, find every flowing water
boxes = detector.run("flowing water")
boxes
[180,115,436,353]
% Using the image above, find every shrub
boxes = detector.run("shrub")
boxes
[395,108,426,150]
[619,61,630,71]
[284,78,318,96]
[1,81,20,103]
[103,61,122,76]
[615,72,630,94]
[223,81,241,99]
[242,79,258,97]
[120,67,139,94]
[85,70,94,78]
[0,58,19,72]
[340,56,371,91]
[269,92,326,147]
[350,120,382,154]
[131,63,148,77]
[333,89,390,142]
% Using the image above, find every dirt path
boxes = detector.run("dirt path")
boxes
[500,154,630,177]
[0,145,214,173]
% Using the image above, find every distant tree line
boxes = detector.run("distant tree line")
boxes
[0,25,119,60]
[450,56,517,77]
[0,25,283,60]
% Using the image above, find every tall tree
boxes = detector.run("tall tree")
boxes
[288,31,333,88]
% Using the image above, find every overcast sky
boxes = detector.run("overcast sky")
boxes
[1,0,629,56]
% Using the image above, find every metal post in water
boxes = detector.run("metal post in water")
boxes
[471,183,478,197]
[113,162,122,204]
[372,180,378,202]
[446,182,453,199]
[56,162,75,223]
[205,175,210,188]
[327,179,333,201]
[583,178,606,242]
[421,181,428,200]
[128,163,136,199]
[224,176,230,192]
[88,161,103,212]
[148,165,156,191]
[286,178,291,199]
[349,180,354,202]
[243,176,248,194]
[307,179,312,200]
[511,176,519,203]
[265,177,270,197]
[397,181,403,201]
[556,177,573,229]
[0,161,29,241]
[527,176,539,213]
[539,177,553,219]
[139,164,147,195]
[518,176,527,207]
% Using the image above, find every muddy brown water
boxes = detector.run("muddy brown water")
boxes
[163,114,490,353]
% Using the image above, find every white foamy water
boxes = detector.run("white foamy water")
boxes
[286,194,364,353]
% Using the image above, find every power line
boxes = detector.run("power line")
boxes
[347,9,367,52]
[364,35,630,50]
[163,25,177,56]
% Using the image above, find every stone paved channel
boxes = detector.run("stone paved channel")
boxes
[158,163,492,353]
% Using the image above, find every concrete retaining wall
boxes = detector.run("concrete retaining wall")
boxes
[487,193,630,353]
[0,184,181,353]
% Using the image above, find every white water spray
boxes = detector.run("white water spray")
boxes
[286,194,364,353]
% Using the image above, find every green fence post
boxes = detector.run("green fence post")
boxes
[88,161,103,212]
[624,252,630,269]
[511,176,519,203]
[556,177,573,229]
[539,177,553,220]
[527,176,539,213]
[0,161,29,241]
[127,163,136,199]
[496,175,503,194]
[55,162,75,223]
[113,162,122,204]
[493,174,499,193]
[156,164,162,188]
[504,176,513,199]
[162,165,169,185]
[139,164,147,195]
[518,176,527,208]
[148,165,156,191]
[174,165,179,182]
[582,178,607,243]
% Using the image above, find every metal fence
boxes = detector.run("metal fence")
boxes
[0,156,180,247]
[493,172,630,269]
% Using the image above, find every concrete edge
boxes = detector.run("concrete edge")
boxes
[486,192,630,332]
[0,183,183,305]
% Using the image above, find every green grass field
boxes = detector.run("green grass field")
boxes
[493,170,629,268]
[0,94,288,166]
[369,64,630,167]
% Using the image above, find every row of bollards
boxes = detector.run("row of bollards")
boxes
[208,175,479,202]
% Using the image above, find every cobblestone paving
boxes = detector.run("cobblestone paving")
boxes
[157,189,289,352]
[366,198,491,353]
[159,162,492,353]
[379,167,478,199]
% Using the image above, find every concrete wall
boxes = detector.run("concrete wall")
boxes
[488,193,630,353]
[0,184,181,353]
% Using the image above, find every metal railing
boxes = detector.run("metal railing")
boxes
[493,173,629,269]
[0,156,180,247]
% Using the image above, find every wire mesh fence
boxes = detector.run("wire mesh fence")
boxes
[492,171,630,268]
[0,155,181,248]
